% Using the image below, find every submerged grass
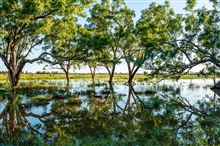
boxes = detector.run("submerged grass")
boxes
[67,97,82,105]
[188,82,200,90]
[135,89,157,95]
[0,73,218,88]
[31,94,53,102]
[155,84,181,94]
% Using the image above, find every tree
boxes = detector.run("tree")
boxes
[138,0,220,81]
[122,28,148,83]
[45,24,90,87]
[0,0,91,88]
[87,0,135,84]
[76,26,110,84]
[136,1,182,80]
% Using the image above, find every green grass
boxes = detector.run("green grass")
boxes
[180,74,220,79]
[0,73,145,82]
[0,73,218,83]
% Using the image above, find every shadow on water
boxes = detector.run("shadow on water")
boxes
[0,80,220,145]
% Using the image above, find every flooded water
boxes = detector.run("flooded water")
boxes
[0,79,219,145]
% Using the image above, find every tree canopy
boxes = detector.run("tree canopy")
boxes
[138,0,220,80]
[0,0,91,87]
[86,0,136,84]
[0,0,219,88]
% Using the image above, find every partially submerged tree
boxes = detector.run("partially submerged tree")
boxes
[0,0,91,88]
[76,26,110,83]
[122,27,149,83]
[45,24,90,86]
[87,0,135,84]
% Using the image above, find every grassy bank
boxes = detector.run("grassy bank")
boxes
[0,73,145,82]
[0,73,218,82]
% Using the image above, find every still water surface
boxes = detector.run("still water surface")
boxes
[0,79,219,145]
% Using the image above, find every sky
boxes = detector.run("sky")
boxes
[0,0,214,73]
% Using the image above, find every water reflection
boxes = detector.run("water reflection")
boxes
[0,100,47,145]
[0,80,220,145]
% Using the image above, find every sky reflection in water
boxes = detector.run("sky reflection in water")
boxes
[0,79,219,145]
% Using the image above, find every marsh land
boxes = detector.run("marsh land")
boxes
[0,75,219,145]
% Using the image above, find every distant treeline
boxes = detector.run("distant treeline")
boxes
[34,71,143,74]
[0,71,63,74]
[0,71,7,74]
[0,70,145,75]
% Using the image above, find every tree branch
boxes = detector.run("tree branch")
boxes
[30,9,59,22]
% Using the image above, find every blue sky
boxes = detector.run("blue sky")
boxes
[0,0,213,73]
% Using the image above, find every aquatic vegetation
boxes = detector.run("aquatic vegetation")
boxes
[67,97,82,105]
[24,94,53,107]
[0,82,11,89]
[31,94,53,102]
[188,82,200,90]
[155,83,181,94]
[88,82,108,87]
[157,84,174,92]
[17,81,60,90]
[135,89,157,95]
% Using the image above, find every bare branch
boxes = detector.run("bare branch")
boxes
[22,35,51,60]
[24,52,77,66]
[30,9,59,22]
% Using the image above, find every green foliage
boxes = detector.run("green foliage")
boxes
[0,0,93,87]
[86,0,136,83]
[138,0,220,80]
[1,0,218,87]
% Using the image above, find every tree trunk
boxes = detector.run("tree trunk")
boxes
[64,70,70,87]
[128,67,140,83]
[109,74,114,84]
[128,72,135,83]
[108,66,115,85]
[91,74,95,84]
[126,58,135,83]
[89,65,96,84]
[2,56,26,89]
[8,70,21,88]
[105,66,113,84]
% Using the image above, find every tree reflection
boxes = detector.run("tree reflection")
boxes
[1,87,220,145]
[0,99,48,145]
[141,92,220,145]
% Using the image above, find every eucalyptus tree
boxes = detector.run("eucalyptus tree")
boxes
[138,0,220,81]
[179,0,220,83]
[87,0,135,84]
[45,25,90,86]
[122,28,149,83]
[76,26,110,83]
[136,1,183,80]
[0,0,91,88]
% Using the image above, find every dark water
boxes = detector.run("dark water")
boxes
[0,79,219,145]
